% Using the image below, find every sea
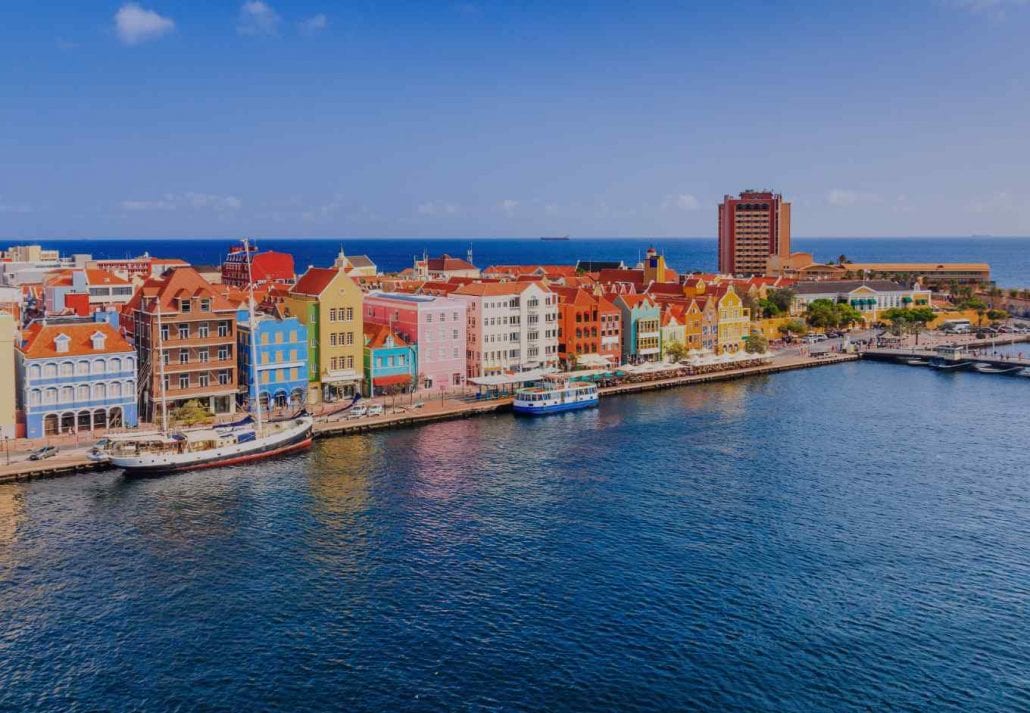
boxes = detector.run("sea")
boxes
[1,361,1029,711]
[15,236,1030,287]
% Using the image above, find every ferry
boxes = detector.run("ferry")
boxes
[513,376,599,415]
[96,238,314,475]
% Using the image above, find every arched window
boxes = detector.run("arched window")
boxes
[29,364,41,380]
[94,383,107,400]
[29,389,41,406]
[110,382,122,398]
[45,388,58,404]
[60,361,74,377]
[61,385,74,403]
[77,385,90,401]
[93,359,106,374]
[126,356,135,372]
[77,360,89,375]
[109,357,121,373]
[44,363,57,378]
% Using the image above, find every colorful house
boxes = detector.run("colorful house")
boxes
[121,267,240,420]
[284,267,364,403]
[0,312,16,438]
[553,287,622,367]
[16,319,138,438]
[660,304,686,360]
[362,324,418,397]
[716,285,751,354]
[237,311,309,411]
[221,245,295,288]
[44,269,134,315]
[683,300,703,352]
[363,292,467,393]
[613,294,661,363]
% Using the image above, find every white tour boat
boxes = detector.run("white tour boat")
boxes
[513,375,599,415]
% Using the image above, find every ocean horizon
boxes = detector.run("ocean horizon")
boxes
[8,236,1029,287]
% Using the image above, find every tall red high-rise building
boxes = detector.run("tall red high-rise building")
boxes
[718,191,791,276]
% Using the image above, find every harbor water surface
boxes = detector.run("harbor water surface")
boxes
[1,361,1028,711]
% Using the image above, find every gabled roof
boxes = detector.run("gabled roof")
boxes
[363,322,410,348]
[452,281,547,297]
[19,320,132,358]
[427,254,476,271]
[123,266,237,314]
[290,267,341,297]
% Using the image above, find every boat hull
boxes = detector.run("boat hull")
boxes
[113,420,313,476]
[513,397,599,415]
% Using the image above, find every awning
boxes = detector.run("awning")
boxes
[373,374,412,387]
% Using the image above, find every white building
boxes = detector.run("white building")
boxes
[452,281,559,377]
[792,280,933,323]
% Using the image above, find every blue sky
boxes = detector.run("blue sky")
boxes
[1,1,1029,239]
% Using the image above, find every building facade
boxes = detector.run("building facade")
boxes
[0,313,16,438]
[715,285,751,354]
[221,246,295,288]
[613,294,661,363]
[363,292,467,392]
[16,320,138,438]
[452,281,559,377]
[553,287,623,367]
[237,312,309,411]
[792,280,932,324]
[122,267,239,420]
[284,267,364,402]
[363,324,418,397]
[718,190,791,276]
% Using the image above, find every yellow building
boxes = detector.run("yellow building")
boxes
[285,267,364,403]
[715,285,751,354]
[0,312,15,438]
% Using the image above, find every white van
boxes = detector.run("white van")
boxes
[940,319,972,334]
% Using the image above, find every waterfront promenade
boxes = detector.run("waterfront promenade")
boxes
[0,352,855,484]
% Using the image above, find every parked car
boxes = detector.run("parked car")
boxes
[367,404,384,417]
[803,334,828,344]
[348,405,368,419]
[29,446,58,461]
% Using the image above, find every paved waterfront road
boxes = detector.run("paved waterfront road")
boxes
[1,360,1029,711]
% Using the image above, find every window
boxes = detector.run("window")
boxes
[30,389,41,406]
[330,308,338,321]
[94,383,106,400]
[45,388,57,404]
[427,313,433,323]
[343,307,353,321]
[110,357,121,373]
[162,350,170,365]
[199,349,209,363]
[180,299,191,313]
[111,382,122,398]
[218,346,230,361]
[44,363,57,378]
[61,385,74,402]
[178,324,189,339]
[179,350,189,364]
[218,370,231,385]
[198,323,210,338]
[162,376,169,393]
[217,322,229,337]
[343,332,354,346]
[200,298,211,312]
[160,325,170,341]
[329,333,338,347]
[179,375,190,389]
[60,362,74,377]
[199,374,210,387]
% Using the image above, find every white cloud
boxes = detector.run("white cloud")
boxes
[298,13,328,35]
[968,190,1017,213]
[499,199,519,216]
[0,197,33,214]
[949,0,1028,18]
[660,193,700,211]
[238,1,280,36]
[114,3,175,46]
[827,189,881,207]
[120,192,242,212]
[416,201,460,216]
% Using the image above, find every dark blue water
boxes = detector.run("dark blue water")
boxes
[2,362,1028,711]
[20,236,1030,287]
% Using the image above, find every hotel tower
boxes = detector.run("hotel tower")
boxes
[717,190,791,276]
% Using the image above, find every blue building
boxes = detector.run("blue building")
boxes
[613,294,662,363]
[362,323,418,397]
[16,318,138,438]
[237,312,309,411]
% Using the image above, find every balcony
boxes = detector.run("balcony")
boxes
[161,358,236,374]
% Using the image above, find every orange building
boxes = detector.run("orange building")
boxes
[553,287,622,366]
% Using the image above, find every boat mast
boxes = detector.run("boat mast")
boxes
[242,238,264,433]
[154,295,169,432]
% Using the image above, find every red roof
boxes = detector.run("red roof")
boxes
[250,251,295,282]
[291,267,340,297]
[427,255,476,271]
[19,321,132,359]
[122,266,237,315]
[363,322,410,348]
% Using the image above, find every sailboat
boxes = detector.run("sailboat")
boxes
[103,239,314,475]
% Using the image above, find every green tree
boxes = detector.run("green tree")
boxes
[777,319,808,338]
[664,341,689,362]
[170,400,212,427]
[757,298,781,318]
[745,329,768,354]
[805,299,862,330]
[766,288,796,314]
[986,308,1009,323]
[881,307,935,344]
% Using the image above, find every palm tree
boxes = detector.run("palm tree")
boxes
[837,254,850,265]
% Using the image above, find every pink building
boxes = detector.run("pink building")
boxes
[363,292,468,393]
